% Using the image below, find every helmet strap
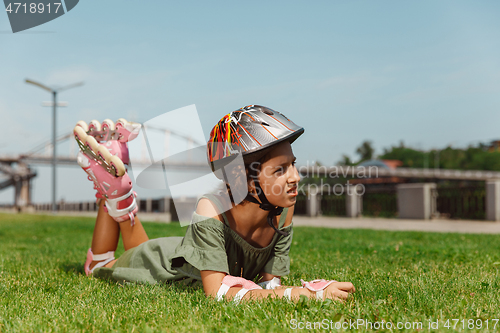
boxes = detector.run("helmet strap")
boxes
[220,167,236,206]
[245,175,289,237]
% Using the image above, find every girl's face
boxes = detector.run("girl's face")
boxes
[256,141,300,208]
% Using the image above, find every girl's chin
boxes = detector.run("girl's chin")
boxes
[280,196,297,208]
[271,197,297,208]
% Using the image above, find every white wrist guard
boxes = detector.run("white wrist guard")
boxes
[216,275,262,304]
[301,279,337,301]
[283,287,293,301]
[216,284,230,301]
[257,277,281,290]
[233,288,250,303]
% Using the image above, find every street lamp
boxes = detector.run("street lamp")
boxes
[25,78,84,213]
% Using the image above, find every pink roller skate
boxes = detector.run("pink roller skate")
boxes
[75,118,140,165]
[74,118,141,225]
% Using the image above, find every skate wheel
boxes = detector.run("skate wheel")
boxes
[102,119,116,132]
[85,135,100,153]
[115,118,129,128]
[109,155,126,177]
[97,145,112,162]
[89,120,101,132]
[115,118,140,142]
[74,126,87,142]
[76,120,89,132]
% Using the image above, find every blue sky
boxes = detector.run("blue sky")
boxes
[1,1,500,203]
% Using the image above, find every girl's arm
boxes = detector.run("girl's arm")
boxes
[201,270,354,301]
[201,270,313,301]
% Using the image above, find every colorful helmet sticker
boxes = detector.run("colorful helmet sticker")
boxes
[207,105,304,167]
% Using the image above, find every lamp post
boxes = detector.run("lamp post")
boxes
[25,79,84,213]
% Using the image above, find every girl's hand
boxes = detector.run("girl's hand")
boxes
[323,282,356,301]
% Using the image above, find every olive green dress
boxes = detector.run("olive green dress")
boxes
[93,194,293,285]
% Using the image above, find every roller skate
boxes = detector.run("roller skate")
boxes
[74,118,141,225]
[75,118,140,165]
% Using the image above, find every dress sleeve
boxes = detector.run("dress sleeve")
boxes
[261,224,293,276]
[170,215,229,274]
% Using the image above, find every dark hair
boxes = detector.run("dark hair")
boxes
[220,152,273,206]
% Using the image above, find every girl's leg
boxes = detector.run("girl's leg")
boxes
[91,201,150,252]
[92,201,119,252]
[88,200,119,270]
[95,202,150,269]
[117,214,149,251]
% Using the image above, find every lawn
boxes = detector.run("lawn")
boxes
[0,212,499,332]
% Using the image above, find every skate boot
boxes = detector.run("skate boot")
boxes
[74,119,141,225]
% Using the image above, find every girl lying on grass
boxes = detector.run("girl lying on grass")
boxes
[73,105,355,303]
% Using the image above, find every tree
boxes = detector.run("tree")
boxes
[356,140,375,162]
[378,142,500,171]
[338,154,353,166]
[380,146,425,168]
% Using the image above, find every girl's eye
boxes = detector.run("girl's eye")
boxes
[275,162,296,174]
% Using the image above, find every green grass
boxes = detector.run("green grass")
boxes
[1,213,500,332]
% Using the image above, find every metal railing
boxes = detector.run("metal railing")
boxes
[294,195,307,215]
[436,186,485,220]
[320,194,346,217]
[363,189,398,218]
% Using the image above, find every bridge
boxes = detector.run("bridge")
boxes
[0,124,208,208]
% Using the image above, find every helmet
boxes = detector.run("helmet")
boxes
[207,105,304,236]
[207,105,304,173]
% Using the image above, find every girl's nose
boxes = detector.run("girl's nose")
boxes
[288,164,300,183]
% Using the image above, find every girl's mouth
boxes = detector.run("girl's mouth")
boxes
[287,187,298,196]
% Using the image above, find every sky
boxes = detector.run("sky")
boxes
[1,1,500,204]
